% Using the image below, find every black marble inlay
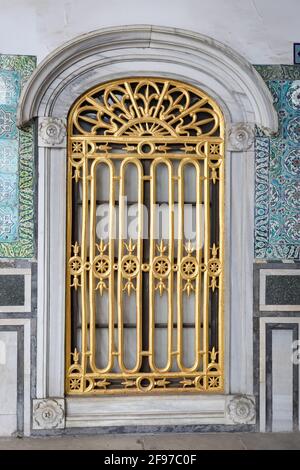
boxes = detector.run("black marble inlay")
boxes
[266,275,300,305]
[0,275,24,306]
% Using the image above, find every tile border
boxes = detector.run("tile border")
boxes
[254,65,300,82]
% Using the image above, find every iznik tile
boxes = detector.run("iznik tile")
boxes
[0,140,18,173]
[0,106,17,140]
[255,66,300,260]
[0,70,20,106]
[0,55,36,257]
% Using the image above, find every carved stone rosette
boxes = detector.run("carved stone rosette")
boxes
[226,395,256,424]
[32,398,65,430]
[227,123,255,151]
[38,117,66,147]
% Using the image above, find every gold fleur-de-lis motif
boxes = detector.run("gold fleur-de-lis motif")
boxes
[212,244,218,258]
[183,280,195,296]
[95,379,110,389]
[155,279,167,296]
[181,240,198,297]
[180,378,194,387]
[71,348,80,365]
[122,280,136,296]
[209,347,218,364]
[96,239,108,254]
[185,240,195,255]
[155,378,170,388]
[153,240,170,296]
[121,379,135,388]
[156,239,167,254]
[97,279,108,296]
[124,238,136,254]
[207,244,221,292]
[69,242,83,290]
[121,239,139,296]
[93,239,110,295]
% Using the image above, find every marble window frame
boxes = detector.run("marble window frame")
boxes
[17,26,277,429]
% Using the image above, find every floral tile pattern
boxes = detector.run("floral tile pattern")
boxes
[254,66,300,260]
[0,55,36,258]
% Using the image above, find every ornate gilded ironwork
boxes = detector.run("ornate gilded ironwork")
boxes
[66,77,224,395]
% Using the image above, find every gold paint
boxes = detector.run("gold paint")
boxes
[66,77,224,394]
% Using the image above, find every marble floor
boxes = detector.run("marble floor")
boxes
[0,432,299,450]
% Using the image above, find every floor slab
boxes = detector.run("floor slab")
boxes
[0,432,299,450]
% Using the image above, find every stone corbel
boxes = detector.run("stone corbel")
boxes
[38,117,67,148]
[227,123,255,152]
[32,398,65,430]
[226,394,256,424]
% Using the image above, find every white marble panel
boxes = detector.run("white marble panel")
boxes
[0,332,17,436]
[272,329,293,432]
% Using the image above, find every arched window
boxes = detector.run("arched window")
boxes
[66,77,224,395]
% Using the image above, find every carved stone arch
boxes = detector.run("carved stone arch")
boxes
[17,26,277,429]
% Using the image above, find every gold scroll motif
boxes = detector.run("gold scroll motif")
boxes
[66,78,224,394]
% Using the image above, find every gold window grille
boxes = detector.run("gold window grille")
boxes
[66,77,224,395]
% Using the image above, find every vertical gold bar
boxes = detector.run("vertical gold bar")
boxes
[117,162,124,370]
[118,158,143,373]
[167,159,174,373]
[89,159,96,375]
[149,158,173,373]
[108,161,116,373]
[89,159,115,373]
[177,159,201,372]
[203,143,211,386]
[80,141,88,379]
[136,160,144,373]
[218,135,225,389]
[177,160,184,371]
[195,160,202,372]
[148,160,155,371]
[65,133,74,387]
